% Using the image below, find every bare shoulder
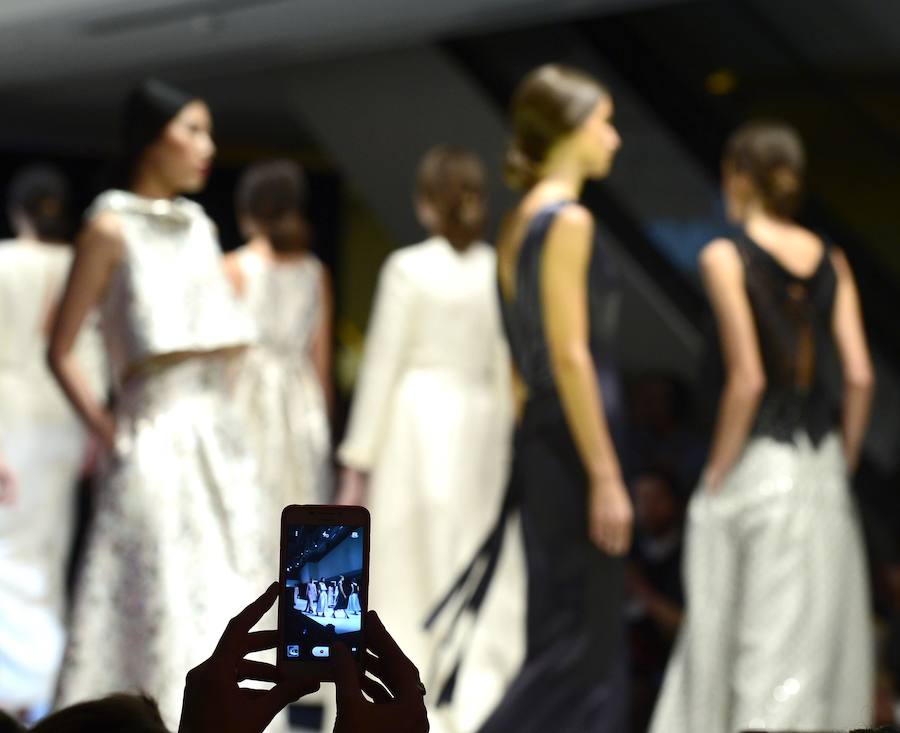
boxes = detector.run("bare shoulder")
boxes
[828,244,851,275]
[699,237,742,274]
[544,203,594,260]
[78,211,125,262]
[552,202,594,234]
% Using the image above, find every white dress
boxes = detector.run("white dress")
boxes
[54,191,268,730]
[231,248,331,541]
[0,241,105,715]
[337,236,520,733]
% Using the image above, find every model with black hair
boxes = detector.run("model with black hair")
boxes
[47,79,268,728]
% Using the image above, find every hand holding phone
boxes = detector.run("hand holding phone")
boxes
[278,505,370,682]
[332,610,429,733]
[178,582,319,733]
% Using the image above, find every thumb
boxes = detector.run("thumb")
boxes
[260,677,320,722]
[330,640,362,708]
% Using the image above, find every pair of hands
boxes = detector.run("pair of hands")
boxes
[178,582,429,733]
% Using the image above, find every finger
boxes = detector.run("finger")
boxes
[330,638,363,706]
[214,582,279,657]
[242,630,278,654]
[365,611,423,700]
[236,659,279,683]
[361,673,393,703]
[251,677,320,727]
[363,650,389,681]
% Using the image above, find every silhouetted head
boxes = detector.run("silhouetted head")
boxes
[6,163,71,242]
[722,120,805,223]
[505,64,620,190]
[235,159,310,252]
[30,694,169,733]
[0,708,25,733]
[415,144,487,250]
[633,468,681,538]
[118,78,214,196]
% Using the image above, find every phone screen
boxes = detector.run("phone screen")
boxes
[281,523,366,663]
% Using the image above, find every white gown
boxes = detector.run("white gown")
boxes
[54,191,268,730]
[231,248,331,528]
[0,240,105,715]
[337,236,523,733]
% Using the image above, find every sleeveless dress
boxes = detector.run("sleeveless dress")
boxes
[484,201,628,733]
[428,201,628,733]
[54,191,267,729]
[648,233,874,732]
[230,248,331,568]
[337,236,518,733]
[0,241,105,717]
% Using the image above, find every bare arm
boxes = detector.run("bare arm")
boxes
[222,251,245,296]
[0,445,16,505]
[541,205,632,555]
[700,239,767,490]
[311,264,335,421]
[47,212,123,450]
[830,248,874,473]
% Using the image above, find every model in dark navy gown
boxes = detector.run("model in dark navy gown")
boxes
[427,64,634,733]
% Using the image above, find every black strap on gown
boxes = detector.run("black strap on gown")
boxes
[423,200,624,708]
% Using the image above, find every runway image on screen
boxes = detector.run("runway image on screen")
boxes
[282,524,364,661]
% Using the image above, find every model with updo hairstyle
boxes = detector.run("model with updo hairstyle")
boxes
[47,79,271,729]
[425,63,632,733]
[415,144,488,249]
[336,144,516,727]
[504,64,609,191]
[649,120,875,731]
[224,159,333,542]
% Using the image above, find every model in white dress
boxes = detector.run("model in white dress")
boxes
[0,239,104,719]
[228,245,332,522]
[337,235,518,730]
[52,191,265,728]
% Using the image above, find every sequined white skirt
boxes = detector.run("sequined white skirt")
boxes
[55,357,267,729]
[648,432,874,733]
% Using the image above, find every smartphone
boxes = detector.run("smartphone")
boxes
[277,504,370,681]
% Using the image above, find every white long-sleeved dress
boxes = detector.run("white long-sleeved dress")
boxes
[337,236,523,732]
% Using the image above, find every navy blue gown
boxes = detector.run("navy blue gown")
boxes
[428,201,628,733]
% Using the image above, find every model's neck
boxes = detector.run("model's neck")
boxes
[532,169,585,203]
[130,173,178,201]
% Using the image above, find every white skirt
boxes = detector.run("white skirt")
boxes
[649,431,874,733]
[55,358,269,730]
[0,415,85,712]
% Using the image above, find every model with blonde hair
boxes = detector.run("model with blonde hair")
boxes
[430,63,633,733]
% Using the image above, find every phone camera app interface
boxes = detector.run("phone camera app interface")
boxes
[283,524,364,660]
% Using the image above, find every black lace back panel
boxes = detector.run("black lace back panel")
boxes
[498,201,624,426]
[735,233,841,446]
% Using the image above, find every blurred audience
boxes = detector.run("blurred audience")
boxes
[625,466,685,733]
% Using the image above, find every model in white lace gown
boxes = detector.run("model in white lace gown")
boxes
[0,234,104,720]
[649,122,875,733]
[48,83,270,731]
[225,159,334,543]
[337,147,521,733]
